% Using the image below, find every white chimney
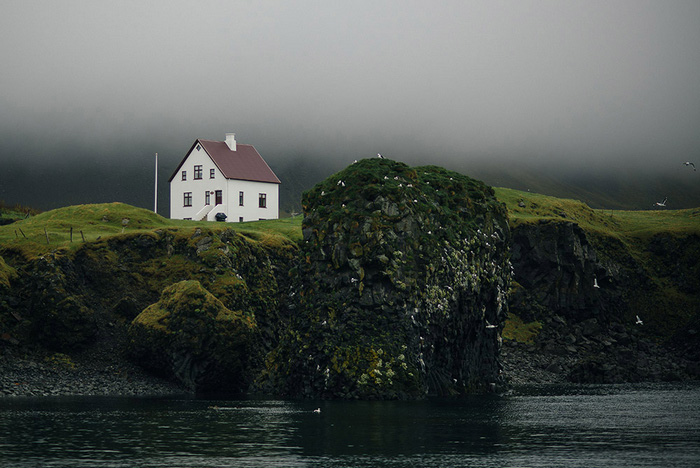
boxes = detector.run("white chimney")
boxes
[225,133,237,151]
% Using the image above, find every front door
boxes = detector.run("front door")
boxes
[215,190,222,205]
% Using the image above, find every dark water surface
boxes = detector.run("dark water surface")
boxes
[1,382,698,467]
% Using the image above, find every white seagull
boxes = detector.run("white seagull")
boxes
[635,315,644,325]
[653,197,667,208]
[313,408,321,413]
[377,153,384,159]
[485,321,497,329]
[683,161,696,171]
[593,277,600,288]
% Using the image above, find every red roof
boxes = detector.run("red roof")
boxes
[169,139,280,184]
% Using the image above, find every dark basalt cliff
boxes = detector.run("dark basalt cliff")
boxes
[507,218,700,384]
[1,161,699,397]
[266,159,511,398]
[0,227,296,393]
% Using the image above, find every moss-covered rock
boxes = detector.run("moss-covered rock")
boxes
[268,158,511,398]
[129,280,260,392]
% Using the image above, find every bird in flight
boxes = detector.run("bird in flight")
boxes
[635,315,644,325]
[593,277,600,288]
[653,197,667,208]
[683,161,696,171]
[377,153,384,159]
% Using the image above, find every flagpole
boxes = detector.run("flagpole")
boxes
[154,152,158,213]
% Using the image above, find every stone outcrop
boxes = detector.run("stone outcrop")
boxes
[0,225,296,392]
[506,219,700,384]
[268,159,511,398]
[129,280,260,392]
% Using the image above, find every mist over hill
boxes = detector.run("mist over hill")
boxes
[3,152,698,216]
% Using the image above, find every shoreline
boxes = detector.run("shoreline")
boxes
[2,341,695,398]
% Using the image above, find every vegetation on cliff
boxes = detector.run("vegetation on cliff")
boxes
[0,204,298,385]
[1,165,699,394]
[267,158,511,398]
[129,280,259,392]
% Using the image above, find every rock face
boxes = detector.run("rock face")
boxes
[0,224,296,394]
[129,280,260,392]
[506,219,700,384]
[269,159,511,398]
[511,221,603,320]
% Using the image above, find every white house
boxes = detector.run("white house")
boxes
[169,133,280,222]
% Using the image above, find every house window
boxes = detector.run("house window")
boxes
[196,144,201,151]
[239,191,244,206]
[181,170,186,181]
[259,193,267,208]
[205,191,211,205]
[194,165,203,180]
[210,168,215,179]
[183,192,192,207]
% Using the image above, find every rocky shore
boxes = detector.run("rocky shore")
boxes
[0,352,185,397]
[500,315,699,387]
[0,321,186,397]
[3,321,695,398]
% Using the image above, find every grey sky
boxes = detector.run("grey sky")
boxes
[2,0,700,172]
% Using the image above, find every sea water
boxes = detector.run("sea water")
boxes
[0,382,698,468]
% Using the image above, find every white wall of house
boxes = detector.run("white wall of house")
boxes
[223,178,279,222]
[170,145,279,222]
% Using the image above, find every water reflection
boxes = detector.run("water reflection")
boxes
[293,397,506,457]
[0,383,699,468]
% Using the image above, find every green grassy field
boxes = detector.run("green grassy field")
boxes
[0,202,302,259]
[494,187,700,257]
[1,189,698,259]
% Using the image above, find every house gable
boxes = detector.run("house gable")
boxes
[169,139,280,184]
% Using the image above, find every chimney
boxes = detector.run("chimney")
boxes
[225,133,237,151]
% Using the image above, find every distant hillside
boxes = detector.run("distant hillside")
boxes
[3,155,698,216]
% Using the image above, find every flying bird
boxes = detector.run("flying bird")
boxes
[593,277,600,288]
[377,153,383,159]
[635,315,643,325]
[313,408,321,413]
[683,161,696,171]
[485,321,497,329]
[653,197,667,208]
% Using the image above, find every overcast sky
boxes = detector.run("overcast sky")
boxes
[2,0,700,201]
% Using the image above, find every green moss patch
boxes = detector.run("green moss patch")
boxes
[129,280,261,392]
[502,312,542,344]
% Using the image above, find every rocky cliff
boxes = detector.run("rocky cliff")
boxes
[0,224,297,392]
[266,159,511,398]
[504,198,700,384]
[1,168,699,397]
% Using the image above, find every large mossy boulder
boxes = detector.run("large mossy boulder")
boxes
[269,158,511,398]
[128,280,261,392]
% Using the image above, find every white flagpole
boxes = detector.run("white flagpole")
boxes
[154,152,158,213]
